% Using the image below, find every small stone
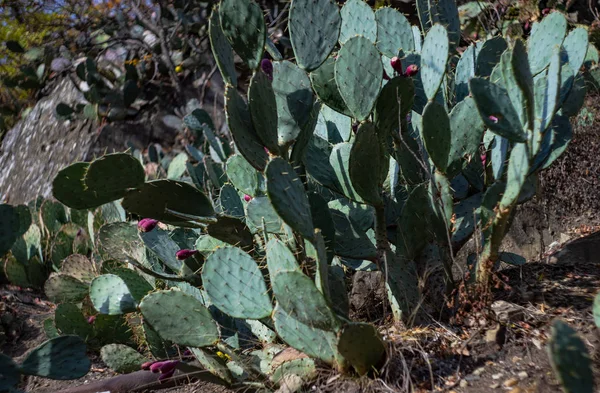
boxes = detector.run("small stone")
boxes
[517,371,528,379]
[460,379,468,388]
[512,356,522,364]
[490,382,500,388]
[492,373,503,380]
[473,367,486,376]
[503,378,519,388]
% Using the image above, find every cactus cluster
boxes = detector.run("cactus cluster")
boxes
[1,0,595,389]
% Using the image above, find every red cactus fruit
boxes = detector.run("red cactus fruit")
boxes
[244,194,252,202]
[404,64,419,77]
[176,249,198,260]
[390,56,403,74]
[138,218,159,232]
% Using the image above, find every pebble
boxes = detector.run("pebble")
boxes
[504,378,519,388]
[492,373,503,380]
[489,382,500,388]
[518,371,529,379]
[460,380,468,388]
[473,367,486,376]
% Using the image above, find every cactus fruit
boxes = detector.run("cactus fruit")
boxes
[137,218,159,233]
[390,56,403,74]
[175,249,198,260]
[404,64,419,77]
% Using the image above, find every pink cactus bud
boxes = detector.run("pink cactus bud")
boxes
[404,64,419,77]
[542,8,550,15]
[390,56,403,74]
[488,115,499,124]
[244,194,252,202]
[261,59,273,80]
[382,70,390,80]
[182,349,192,357]
[87,315,96,324]
[158,369,175,382]
[158,360,179,375]
[176,249,198,260]
[141,361,155,370]
[481,153,487,166]
[138,218,159,232]
[264,146,269,154]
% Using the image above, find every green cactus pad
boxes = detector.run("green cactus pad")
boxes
[289,0,341,71]
[44,273,88,304]
[272,303,340,365]
[54,303,93,340]
[4,255,31,287]
[455,44,476,102]
[189,347,234,384]
[272,61,315,147]
[476,37,507,78]
[203,246,272,319]
[422,101,451,173]
[0,354,19,390]
[339,0,376,44]
[314,105,352,144]
[308,192,336,261]
[266,157,315,241]
[594,293,600,329]
[335,36,382,120]
[122,180,215,227]
[248,71,279,155]
[349,122,386,206]
[534,47,561,139]
[384,250,420,321]
[209,6,237,86]
[447,96,485,177]
[563,28,588,75]
[337,322,385,375]
[330,142,365,203]
[330,209,376,260]
[290,100,322,166]
[313,231,331,301]
[500,142,529,208]
[491,135,509,179]
[0,204,24,256]
[421,24,449,101]
[60,254,95,283]
[139,289,219,347]
[328,199,374,232]
[374,76,415,135]
[310,57,352,116]
[397,184,433,260]
[225,155,261,197]
[219,0,265,70]
[20,335,90,379]
[560,73,586,117]
[140,228,184,272]
[98,222,146,264]
[94,314,134,347]
[527,12,567,75]
[40,200,67,235]
[375,7,414,57]
[166,152,188,180]
[266,238,300,278]
[218,184,244,218]
[272,270,340,331]
[511,40,535,129]
[54,154,145,210]
[206,216,254,252]
[90,273,151,315]
[225,85,269,171]
[469,77,526,142]
[451,193,483,246]
[547,319,594,393]
[100,344,146,374]
[246,196,285,234]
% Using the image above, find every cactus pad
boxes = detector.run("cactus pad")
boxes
[44,273,88,304]
[0,354,19,390]
[209,6,237,86]
[289,0,341,71]
[337,322,385,375]
[375,7,414,57]
[266,157,315,241]
[226,154,261,197]
[335,36,382,120]
[266,238,300,278]
[219,0,265,70]
[447,96,485,177]
[139,289,219,347]
[547,319,593,393]
[422,101,451,173]
[89,273,148,315]
[421,24,449,101]
[20,335,90,379]
[527,12,567,75]
[100,344,146,374]
[339,0,377,44]
[248,71,279,155]
[203,246,273,319]
[122,180,215,227]
[310,57,352,116]
[225,85,269,171]
[349,122,385,206]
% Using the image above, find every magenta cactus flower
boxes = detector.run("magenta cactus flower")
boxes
[87,315,96,324]
[176,249,198,260]
[244,194,252,202]
[390,56,403,74]
[138,218,159,232]
[488,115,499,124]
[404,64,419,77]
[261,58,273,80]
